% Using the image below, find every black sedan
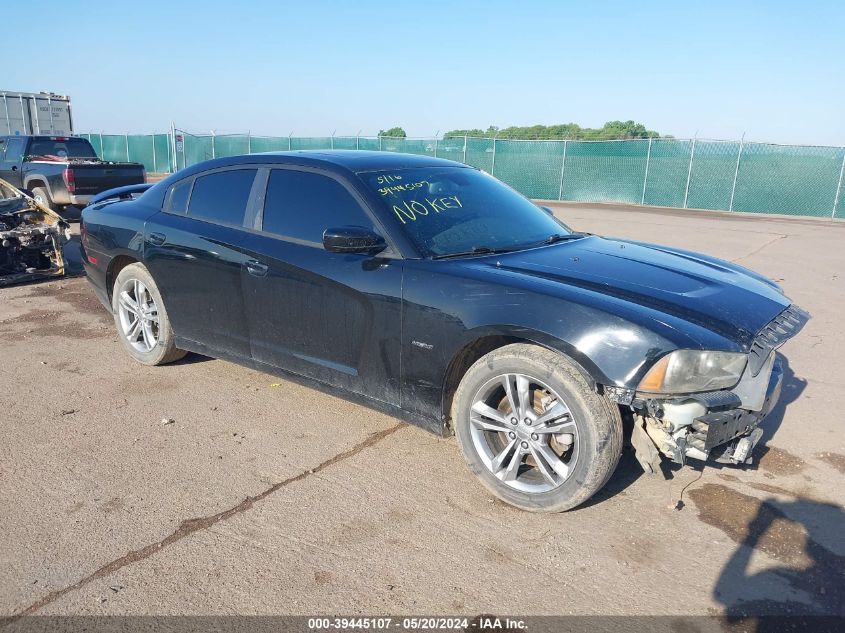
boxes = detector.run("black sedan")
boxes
[80,151,808,512]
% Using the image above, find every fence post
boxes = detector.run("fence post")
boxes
[247,131,252,154]
[151,135,156,173]
[833,149,845,218]
[641,136,653,205]
[558,140,568,201]
[331,131,335,150]
[434,137,438,158]
[683,137,697,209]
[463,135,468,164]
[490,134,498,176]
[99,132,104,159]
[378,135,382,151]
[356,134,359,150]
[211,131,216,159]
[288,133,292,151]
[729,134,745,212]
[169,122,176,172]
[123,133,129,162]
[166,135,176,174]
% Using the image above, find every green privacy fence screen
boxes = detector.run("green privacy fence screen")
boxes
[78,132,845,219]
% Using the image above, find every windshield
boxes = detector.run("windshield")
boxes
[360,167,569,257]
[27,138,98,160]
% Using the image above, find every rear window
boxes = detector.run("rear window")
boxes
[27,138,97,159]
[167,179,192,214]
[187,169,256,225]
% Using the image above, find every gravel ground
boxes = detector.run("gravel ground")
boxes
[1,203,843,618]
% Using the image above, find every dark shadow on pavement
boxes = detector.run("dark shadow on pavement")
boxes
[62,235,85,276]
[581,447,645,508]
[172,352,213,366]
[714,496,845,629]
[755,353,806,455]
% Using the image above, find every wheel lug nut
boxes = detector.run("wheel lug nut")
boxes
[524,418,532,425]
[520,441,529,449]
[531,433,539,441]
[509,432,516,439]
[510,418,518,425]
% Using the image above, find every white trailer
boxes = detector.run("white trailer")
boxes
[1,91,73,136]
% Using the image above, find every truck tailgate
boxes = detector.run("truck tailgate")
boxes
[72,165,145,194]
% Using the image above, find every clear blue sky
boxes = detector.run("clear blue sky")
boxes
[4,0,844,145]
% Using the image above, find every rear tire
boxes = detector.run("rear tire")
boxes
[31,187,55,212]
[452,343,623,512]
[112,263,186,366]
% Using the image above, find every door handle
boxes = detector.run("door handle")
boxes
[245,260,269,277]
[148,232,166,246]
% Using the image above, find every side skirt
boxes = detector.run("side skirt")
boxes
[174,336,446,437]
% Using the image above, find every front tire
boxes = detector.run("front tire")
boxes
[112,263,186,365]
[452,344,623,512]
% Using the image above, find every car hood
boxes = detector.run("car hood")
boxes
[481,235,790,346]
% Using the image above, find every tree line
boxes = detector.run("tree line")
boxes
[379,120,664,140]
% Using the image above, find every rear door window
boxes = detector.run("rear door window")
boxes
[3,138,26,163]
[187,169,256,226]
[262,169,374,243]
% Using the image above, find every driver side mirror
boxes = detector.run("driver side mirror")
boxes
[323,226,386,254]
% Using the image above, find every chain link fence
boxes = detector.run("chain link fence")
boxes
[78,132,845,219]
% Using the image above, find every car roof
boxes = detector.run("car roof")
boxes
[180,150,469,174]
[272,150,468,172]
[146,150,472,206]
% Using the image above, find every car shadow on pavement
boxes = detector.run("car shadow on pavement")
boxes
[581,447,645,507]
[713,495,845,627]
[756,353,806,451]
[63,235,85,276]
[172,352,213,365]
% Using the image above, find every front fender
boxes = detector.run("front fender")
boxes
[400,262,711,427]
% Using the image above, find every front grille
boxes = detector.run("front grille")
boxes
[747,304,809,376]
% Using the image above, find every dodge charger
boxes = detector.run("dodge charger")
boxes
[80,151,808,512]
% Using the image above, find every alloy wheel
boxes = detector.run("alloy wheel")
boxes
[117,278,160,353]
[469,373,579,493]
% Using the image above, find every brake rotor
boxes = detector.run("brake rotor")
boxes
[494,387,573,460]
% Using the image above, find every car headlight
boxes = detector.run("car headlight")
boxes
[638,350,747,394]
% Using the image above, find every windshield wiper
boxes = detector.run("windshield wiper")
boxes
[542,232,588,245]
[433,233,590,260]
[432,246,514,260]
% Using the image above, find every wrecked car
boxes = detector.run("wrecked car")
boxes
[0,177,70,286]
[79,151,809,512]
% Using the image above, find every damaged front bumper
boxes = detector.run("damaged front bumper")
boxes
[0,177,71,286]
[629,357,783,473]
[622,304,808,473]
